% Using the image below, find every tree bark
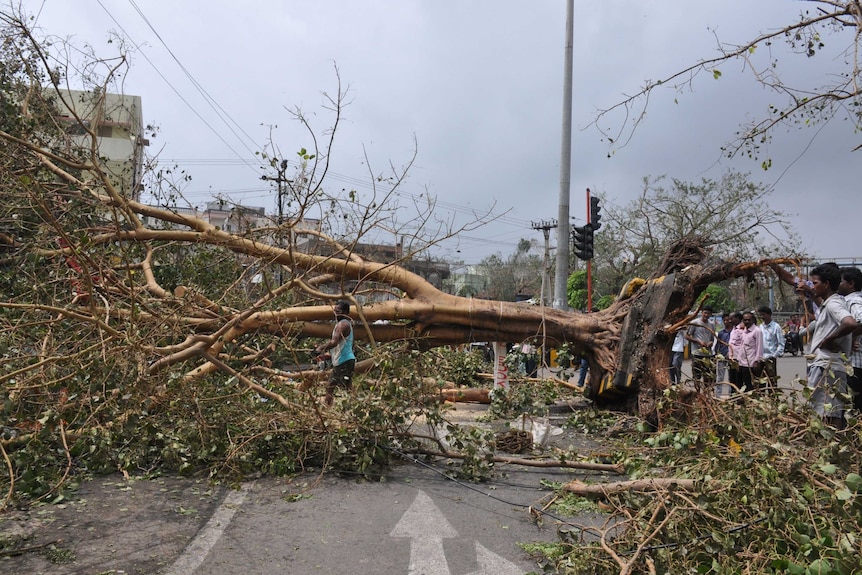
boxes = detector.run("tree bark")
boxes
[439,388,491,403]
[564,477,720,496]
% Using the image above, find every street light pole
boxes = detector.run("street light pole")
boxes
[553,0,574,310]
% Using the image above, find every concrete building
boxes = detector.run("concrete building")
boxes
[200,200,267,234]
[445,265,488,298]
[140,201,319,268]
[55,89,148,201]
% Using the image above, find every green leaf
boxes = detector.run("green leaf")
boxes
[806,558,833,574]
[819,463,837,475]
[845,472,861,492]
[712,69,722,80]
[838,532,856,552]
[834,487,852,501]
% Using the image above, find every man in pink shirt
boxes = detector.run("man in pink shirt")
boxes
[728,311,763,391]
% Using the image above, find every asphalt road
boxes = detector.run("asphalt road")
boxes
[1,403,615,575]
[161,407,616,575]
[161,351,813,575]
[177,464,601,575]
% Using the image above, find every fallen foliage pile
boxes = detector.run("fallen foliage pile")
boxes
[530,386,862,575]
[0,343,575,506]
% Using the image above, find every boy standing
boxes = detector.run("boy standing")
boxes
[729,311,763,391]
[714,312,741,397]
[757,306,785,386]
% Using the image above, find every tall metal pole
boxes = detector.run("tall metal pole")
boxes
[276,159,287,286]
[553,0,574,310]
[585,189,593,312]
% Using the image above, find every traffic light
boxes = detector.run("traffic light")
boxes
[572,224,594,260]
[590,197,602,230]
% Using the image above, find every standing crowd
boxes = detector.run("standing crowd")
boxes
[670,264,862,429]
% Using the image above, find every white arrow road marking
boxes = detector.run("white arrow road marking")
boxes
[390,490,457,575]
[390,490,525,575]
[163,481,253,575]
[465,542,525,575]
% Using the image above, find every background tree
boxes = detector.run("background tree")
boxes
[566,269,587,311]
[591,171,798,299]
[594,0,862,158]
[699,284,735,314]
[474,238,543,301]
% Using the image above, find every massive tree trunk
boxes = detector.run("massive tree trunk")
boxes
[1,161,792,419]
[110,208,790,418]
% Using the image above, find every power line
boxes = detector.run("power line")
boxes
[125,0,262,158]
[93,0,259,175]
[161,158,536,228]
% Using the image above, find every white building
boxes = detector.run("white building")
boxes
[55,89,148,200]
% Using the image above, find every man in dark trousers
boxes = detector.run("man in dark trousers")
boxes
[838,267,862,410]
[757,306,785,387]
[802,265,857,429]
[314,300,356,405]
[686,306,716,388]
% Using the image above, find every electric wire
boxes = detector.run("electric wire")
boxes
[384,444,582,530]
[125,0,262,158]
[33,0,47,24]
[160,158,536,229]
[88,3,541,257]
[93,0,259,175]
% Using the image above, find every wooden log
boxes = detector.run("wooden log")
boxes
[549,377,584,392]
[564,477,720,496]
[413,448,624,473]
[476,372,583,391]
[439,388,491,403]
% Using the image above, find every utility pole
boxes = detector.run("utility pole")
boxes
[531,219,558,306]
[585,190,593,312]
[261,159,290,285]
[553,0,574,310]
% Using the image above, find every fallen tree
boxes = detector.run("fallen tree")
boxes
[0,9,802,505]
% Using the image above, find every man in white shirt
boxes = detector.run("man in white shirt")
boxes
[838,267,862,411]
[803,264,857,429]
[757,306,785,388]
[670,329,686,385]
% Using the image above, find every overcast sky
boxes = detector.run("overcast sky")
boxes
[24,0,860,264]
